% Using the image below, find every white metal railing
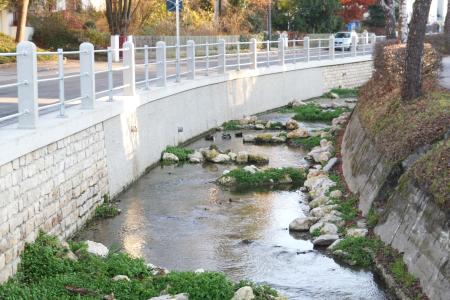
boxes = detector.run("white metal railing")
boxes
[0,34,385,128]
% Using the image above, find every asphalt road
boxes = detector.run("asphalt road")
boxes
[0,48,358,121]
[439,56,450,90]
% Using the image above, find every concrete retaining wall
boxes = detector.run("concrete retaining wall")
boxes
[0,56,373,281]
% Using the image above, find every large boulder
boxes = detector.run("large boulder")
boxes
[308,196,329,209]
[289,217,318,231]
[313,234,339,246]
[162,152,179,163]
[243,165,259,174]
[148,294,188,300]
[85,240,109,257]
[231,286,255,300]
[248,153,269,165]
[310,205,336,218]
[188,151,204,163]
[346,228,368,238]
[211,154,231,164]
[287,128,309,139]
[285,120,299,130]
[236,151,249,164]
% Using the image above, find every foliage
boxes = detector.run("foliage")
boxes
[327,88,359,98]
[235,280,278,299]
[363,5,386,28]
[334,237,381,267]
[391,258,417,288]
[333,195,358,222]
[223,167,306,187]
[340,0,376,23]
[163,146,194,162]
[292,104,347,122]
[95,195,120,219]
[272,0,344,33]
[311,228,322,237]
[222,120,241,130]
[0,232,277,300]
[153,272,235,300]
[366,208,379,228]
[0,33,17,64]
[290,136,321,150]
[30,14,81,50]
[409,140,450,210]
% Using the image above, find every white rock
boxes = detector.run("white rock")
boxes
[287,128,309,138]
[308,196,329,209]
[243,135,255,143]
[194,268,205,273]
[85,240,109,257]
[188,151,204,163]
[148,293,188,300]
[223,170,231,175]
[327,238,342,251]
[320,212,345,227]
[162,152,179,163]
[231,286,255,300]
[211,154,231,163]
[346,228,368,238]
[323,157,338,172]
[289,217,318,231]
[255,124,265,130]
[310,205,335,218]
[228,152,237,161]
[112,275,130,281]
[313,234,339,246]
[309,221,324,234]
[321,222,338,235]
[330,190,342,199]
[243,165,259,174]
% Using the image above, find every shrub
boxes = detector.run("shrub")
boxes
[334,237,381,267]
[163,146,194,162]
[222,120,241,130]
[391,258,416,288]
[30,14,81,50]
[222,167,305,187]
[289,136,321,150]
[0,33,16,64]
[292,104,347,122]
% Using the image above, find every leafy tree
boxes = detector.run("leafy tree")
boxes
[379,0,396,39]
[402,0,433,100]
[363,4,385,27]
[340,0,376,23]
[273,0,343,33]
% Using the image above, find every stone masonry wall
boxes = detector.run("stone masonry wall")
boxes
[323,60,373,90]
[0,124,108,282]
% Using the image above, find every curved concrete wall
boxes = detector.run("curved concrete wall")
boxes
[0,57,373,281]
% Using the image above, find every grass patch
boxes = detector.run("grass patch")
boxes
[267,121,284,129]
[366,208,379,229]
[391,258,416,288]
[289,136,321,150]
[292,103,347,122]
[222,120,241,130]
[409,140,450,210]
[311,228,321,237]
[163,146,194,162]
[333,237,381,267]
[333,196,358,222]
[0,232,278,300]
[221,167,306,187]
[94,195,120,219]
[326,88,359,98]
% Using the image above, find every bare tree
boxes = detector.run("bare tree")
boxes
[380,0,396,39]
[399,0,408,42]
[16,0,29,43]
[105,0,133,35]
[445,0,450,34]
[401,0,433,101]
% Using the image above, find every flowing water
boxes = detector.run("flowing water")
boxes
[77,113,390,299]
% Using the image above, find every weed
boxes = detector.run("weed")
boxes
[163,146,194,162]
[311,228,321,237]
[223,167,306,187]
[333,237,381,267]
[367,208,380,228]
[94,195,120,219]
[391,258,417,288]
[222,120,241,130]
[292,104,347,122]
[327,88,359,98]
[290,136,321,150]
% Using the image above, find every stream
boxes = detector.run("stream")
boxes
[77,112,390,299]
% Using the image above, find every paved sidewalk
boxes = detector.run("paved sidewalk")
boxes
[439,56,450,90]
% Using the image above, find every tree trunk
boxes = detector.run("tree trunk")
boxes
[401,0,433,101]
[15,0,29,43]
[399,0,408,42]
[445,0,450,34]
[380,0,396,39]
[105,0,132,35]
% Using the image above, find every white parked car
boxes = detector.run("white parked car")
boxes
[334,31,358,51]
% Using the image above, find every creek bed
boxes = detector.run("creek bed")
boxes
[76,114,390,299]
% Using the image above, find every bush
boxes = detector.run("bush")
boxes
[162,146,194,162]
[30,14,81,50]
[0,33,16,64]
[292,104,347,122]
[222,120,241,130]
[334,237,381,267]
[289,136,321,150]
[222,167,306,187]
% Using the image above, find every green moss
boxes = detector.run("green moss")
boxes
[292,103,347,122]
[222,167,306,187]
[334,237,381,267]
[162,146,194,162]
[290,136,321,150]
[222,120,241,130]
[367,208,379,228]
[311,228,321,237]
[255,133,273,143]
[391,258,416,288]
[0,232,277,300]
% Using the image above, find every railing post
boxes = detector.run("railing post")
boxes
[351,35,357,57]
[144,45,149,90]
[304,37,310,62]
[278,38,285,66]
[80,42,95,109]
[123,41,136,96]
[156,41,167,87]
[111,35,120,62]
[363,31,369,45]
[250,38,257,69]
[17,41,38,129]
[107,47,113,101]
[329,35,335,60]
[57,48,66,117]
[187,40,195,79]
[218,39,226,74]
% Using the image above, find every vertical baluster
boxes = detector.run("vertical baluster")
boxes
[107,47,113,101]
[205,42,209,76]
[237,42,241,71]
[57,48,65,117]
[266,40,270,67]
[144,45,149,90]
